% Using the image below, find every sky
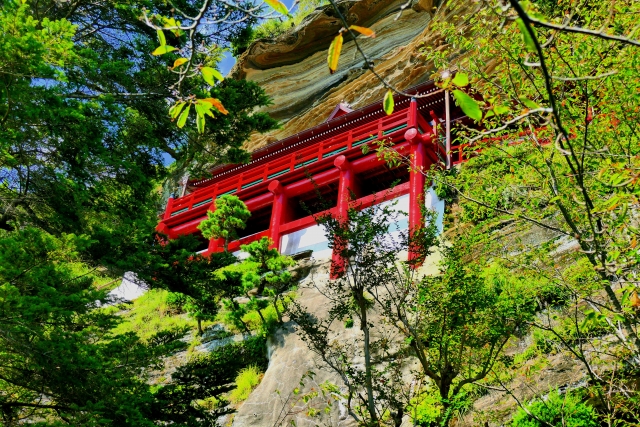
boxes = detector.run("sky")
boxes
[219,0,298,76]
[163,0,299,167]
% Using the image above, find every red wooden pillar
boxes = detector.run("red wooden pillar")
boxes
[207,237,224,254]
[268,180,286,251]
[405,127,427,265]
[331,155,354,278]
[205,202,224,254]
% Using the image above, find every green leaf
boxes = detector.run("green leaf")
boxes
[177,104,190,128]
[383,89,394,116]
[264,0,290,16]
[519,97,539,109]
[196,112,205,134]
[613,313,626,323]
[452,89,482,121]
[201,67,224,86]
[169,101,186,119]
[452,72,469,87]
[494,105,510,115]
[516,18,536,52]
[157,30,166,46]
[195,100,214,120]
[152,45,177,55]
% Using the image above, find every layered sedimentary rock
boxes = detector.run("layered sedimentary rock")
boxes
[232,0,476,152]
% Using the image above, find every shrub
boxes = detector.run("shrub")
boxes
[344,317,354,328]
[410,390,441,426]
[512,390,598,427]
[228,365,263,403]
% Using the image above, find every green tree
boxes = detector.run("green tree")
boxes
[150,336,268,426]
[198,194,251,251]
[0,228,189,426]
[0,1,277,424]
[289,200,439,425]
[136,233,238,335]
[402,241,537,425]
[240,237,295,323]
[367,0,640,419]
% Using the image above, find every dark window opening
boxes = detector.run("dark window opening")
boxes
[238,204,272,239]
[289,183,339,222]
[357,164,410,198]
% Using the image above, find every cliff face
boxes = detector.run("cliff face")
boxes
[232,0,474,152]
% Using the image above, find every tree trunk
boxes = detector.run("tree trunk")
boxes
[256,279,266,295]
[438,377,454,426]
[273,297,283,324]
[358,293,378,422]
[256,308,266,325]
[197,318,203,336]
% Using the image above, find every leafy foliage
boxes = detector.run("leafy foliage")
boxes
[228,365,263,403]
[0,1,277,424]
[198,194,251,251]
[512,391,598,427]
[151,336,267,425]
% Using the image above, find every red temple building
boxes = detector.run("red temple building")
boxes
[157,81,467,260]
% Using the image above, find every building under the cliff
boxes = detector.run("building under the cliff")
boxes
[157,81,467,260]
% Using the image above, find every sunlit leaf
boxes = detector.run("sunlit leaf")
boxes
[196,112,205,134]
[177,104,190,128]
[152,45,177,55]
[494,105,510,115]
[264,0,290,16]
[169,101,186,119]
[519,97,539,109]
[452,89,482,121]
[201,67,224,86]
[516,18,536,52]
[451,72,468,87]
[383,89,394,116]
[349,25,375,38]
[157,30,166,46]
[171,58,188,69]
[200,98,229,115]
[327,33,343,74]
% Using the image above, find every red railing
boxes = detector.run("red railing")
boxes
[165,105,413,219]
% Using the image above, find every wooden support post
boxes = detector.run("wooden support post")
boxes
[331,155,353,279]
[406,128,427,266]
[205,202,223,254]
[207,237,224,254]
[268,180,286,251]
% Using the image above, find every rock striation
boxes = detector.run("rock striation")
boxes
[232,0,476,152]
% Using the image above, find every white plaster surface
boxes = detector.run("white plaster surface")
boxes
[278,190,443,260]
[425,186,445,233]
[107,272,146,303]
[280,224,332,259]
